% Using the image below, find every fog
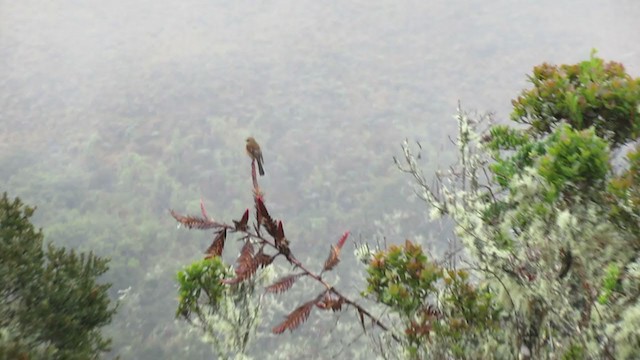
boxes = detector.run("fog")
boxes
[1,0,639,358]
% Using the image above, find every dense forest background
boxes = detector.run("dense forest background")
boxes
[1,1,639,358]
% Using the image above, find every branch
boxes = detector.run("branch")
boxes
[173,148,399,343]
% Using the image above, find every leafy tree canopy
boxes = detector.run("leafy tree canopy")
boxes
[511,50,640,147]
[384,53,640,359]
[0,193,116,360]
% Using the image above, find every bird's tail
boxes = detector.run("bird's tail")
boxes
[257,161,265,176]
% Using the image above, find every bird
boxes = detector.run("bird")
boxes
[246,137,265,176]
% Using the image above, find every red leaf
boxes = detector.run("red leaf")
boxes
[233,209,250,231]
[235,241,255,275]
[221,241,259,285]
[255,197,277,236]
[275,221,287,248]
[170,210,219,230]
[204,229,226,258]
[265,273,305,295]
[272,300,315,334]
[315,293,345,312]
[322,245,340,272]
[255,247,274,268]
[337,231,350,250]
[200,198,209,219]
[322,232,350,272]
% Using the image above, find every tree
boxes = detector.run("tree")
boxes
[0,192,116,360]
[510,50,640,148]
[384,53,640,358]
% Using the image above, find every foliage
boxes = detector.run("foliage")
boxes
[489,123,611,201]
[365,240,441,315]
[608,144,640,247]
[486,124,543,188]
[171,157,384,358]
[536,124,610,199]
[598,263,621,305]
[511,50,640,147]
[176,257,231,319]
[363,240,499,358]
[0,192,116,360]
[176,257,267,359]
[390,54,640,359]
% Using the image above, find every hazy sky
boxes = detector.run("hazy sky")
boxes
[2,0,638,133]
[2,0,638,225]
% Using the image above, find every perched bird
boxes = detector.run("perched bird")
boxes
[246,137,265,176]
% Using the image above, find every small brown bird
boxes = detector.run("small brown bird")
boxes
[246,137,265,176]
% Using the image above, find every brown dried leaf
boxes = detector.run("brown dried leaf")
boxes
[200,199,209,218]
[272,300,315,334]
[170,210,219,230]
[265,273,305,295]
[269,221,292,263]
[275,221,285,244]
[255,198,278,236]
[222,255,259,286]
[274,221,291,256]
[255,197,270,222]
[316,293,345,312]
[322,232,350,272]
[255,247,274,268]
[221,241,259,285]
[240,240,255,257]
[323,245,340,272]
[233,209,250,232]
[204,229,226,258]
[235,241,256,276]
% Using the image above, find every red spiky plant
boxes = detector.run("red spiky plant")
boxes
[170,146,393,337]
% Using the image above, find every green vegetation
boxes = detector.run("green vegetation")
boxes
[363,240,498,358]
[511,51,640,147]
[0,193,116,359]
[384,53,640,358]
[176,257,266,359]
